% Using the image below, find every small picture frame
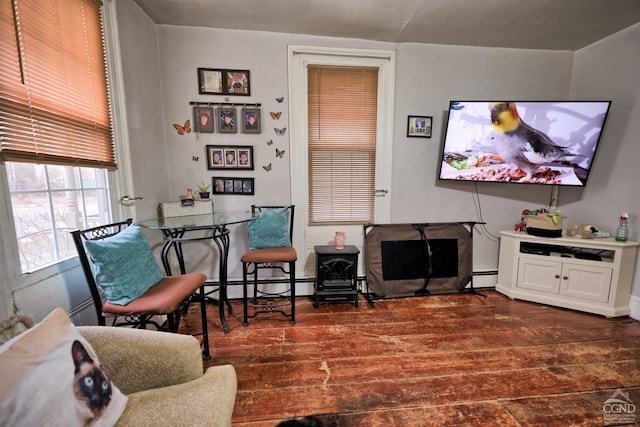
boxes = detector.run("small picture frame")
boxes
[241,107,261,134]
[407,115,433,138]
[225,70,251,96]
[197,68,224,95]
[217,107,237,133]
[212,177,254,195]
[206,145,254,170]
[194,106,214,133]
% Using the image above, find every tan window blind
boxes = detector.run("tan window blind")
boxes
[0,0,116,169]
[307,65,378,225]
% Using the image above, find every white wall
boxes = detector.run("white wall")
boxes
[147,24,574,282]
[568,22,640,311]
[115,0,170,221]
[393,43,574,271]
[120,4,639,314]
[152,26,397,282]
[4,0,638,321]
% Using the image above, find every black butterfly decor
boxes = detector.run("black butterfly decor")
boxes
[274,127,287,136]
[263,163,272,172]
[276,97,284,103]
[192,156,199,162]
[266,139,273,146]
[275,148,285,158]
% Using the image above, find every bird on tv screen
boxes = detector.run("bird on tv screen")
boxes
[438,101,611,186]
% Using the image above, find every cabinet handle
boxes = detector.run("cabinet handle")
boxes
[563,276,568,280]
[554,275,560,279]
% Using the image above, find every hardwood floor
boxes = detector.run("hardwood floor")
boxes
[179,290,640,426]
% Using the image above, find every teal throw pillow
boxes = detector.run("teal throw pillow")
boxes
[84,224,163,305]
[247,207,292,250]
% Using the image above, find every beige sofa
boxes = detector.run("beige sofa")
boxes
[78,326,237,427]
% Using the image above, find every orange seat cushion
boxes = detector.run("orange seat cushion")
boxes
[241,247,298,264]
[102,272,206,316]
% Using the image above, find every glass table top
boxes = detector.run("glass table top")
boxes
[137,211,254,230]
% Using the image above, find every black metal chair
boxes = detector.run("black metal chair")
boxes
[71,219,211,359]
[241,205,297,325]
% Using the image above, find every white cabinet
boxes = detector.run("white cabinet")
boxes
[517,258,612,302]
[497,231,638,317]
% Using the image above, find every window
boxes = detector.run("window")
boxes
[0,0,115,272]
[307,65,378,225]
[7,162,111,272]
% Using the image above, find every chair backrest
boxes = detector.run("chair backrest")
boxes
[251,205,295,241]
[71,219,133,326]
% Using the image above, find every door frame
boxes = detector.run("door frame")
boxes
[287,45,396,278]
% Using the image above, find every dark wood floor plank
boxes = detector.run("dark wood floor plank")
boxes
[499,387,640,426]
[230,360,640,422]
[229,339,640,391]
[233,400,523,427]
[178,291,640,425]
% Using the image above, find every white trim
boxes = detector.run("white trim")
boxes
[102,0,136,221]
[630,294,640,321]
[0,163,18,317]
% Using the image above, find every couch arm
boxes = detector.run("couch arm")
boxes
[117,365,237,427]
[78,326,203,395]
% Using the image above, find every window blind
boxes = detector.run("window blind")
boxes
[307,65,378,225]
[0,0,116,169]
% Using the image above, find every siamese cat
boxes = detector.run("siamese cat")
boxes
[71,340,112,423]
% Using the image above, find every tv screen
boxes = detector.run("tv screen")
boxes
[438,101,611,186]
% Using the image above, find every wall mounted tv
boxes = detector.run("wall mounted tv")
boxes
[438,101,611,186]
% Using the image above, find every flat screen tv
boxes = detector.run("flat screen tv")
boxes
[438,101,611,186]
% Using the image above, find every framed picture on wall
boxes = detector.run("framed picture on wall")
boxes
[216,107,237,133]
[225,70,250,96]
[241,107,261,133]
[193,106,214,133]
[407,115,433,138]
[206,145,254,170]
[212,177,254,195]
[197,68,224,95]
[197,68,251,96]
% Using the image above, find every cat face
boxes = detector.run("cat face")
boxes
[71,340,112,417]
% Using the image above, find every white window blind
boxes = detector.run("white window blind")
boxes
[307,65,378,225]
[0,0,116,169]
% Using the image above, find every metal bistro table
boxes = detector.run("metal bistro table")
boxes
[139,211,254,338]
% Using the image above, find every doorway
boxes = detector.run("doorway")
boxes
[288,46,396,278]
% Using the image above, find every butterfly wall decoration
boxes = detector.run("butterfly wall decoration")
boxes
[269,111,282,120]
[266,139,273,146]
[275,148,285,158]
[262,163,272,172]
[192,156,199,162]
[173,120,191,135]
[274,127,287,136]
[276,97,284,103]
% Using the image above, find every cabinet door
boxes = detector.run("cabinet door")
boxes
[560,264,612,303]
[517,258,561,293]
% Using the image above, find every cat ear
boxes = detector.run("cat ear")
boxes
[71,340,93,370]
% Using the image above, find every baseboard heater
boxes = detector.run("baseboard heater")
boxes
[363,222,484,301]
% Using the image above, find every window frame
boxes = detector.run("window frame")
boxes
[0,0,132,316]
